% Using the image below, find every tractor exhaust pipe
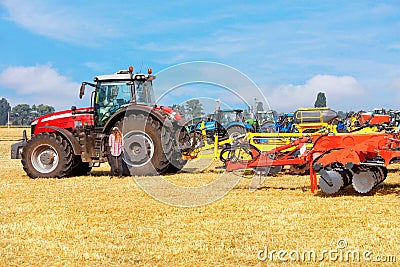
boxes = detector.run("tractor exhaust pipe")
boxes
[352,166,387,193]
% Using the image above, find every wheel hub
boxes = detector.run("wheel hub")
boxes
[129,137,147,162]
[39,151,55,165]
[123,131,154,167]
[31,145,59,174]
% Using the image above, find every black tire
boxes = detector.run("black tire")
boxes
[122,114,171,176]
[21,132,73,178]
[163,125,189,172]
[226,125,247,140]
[164,152,187,173]
[70,156,92,176]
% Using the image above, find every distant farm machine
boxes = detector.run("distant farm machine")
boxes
[183,106,391,166]
[187,108,253,142]
[11,66,192,178]
[250,107,339,134]
[184,108,253,160]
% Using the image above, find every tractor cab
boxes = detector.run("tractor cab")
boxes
[373,108,386,115]
[215,109,244,127]
[389,110,400,127]
[256,110,276,126]
[79,67,156,127]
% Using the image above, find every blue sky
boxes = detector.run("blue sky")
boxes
[0,0,399,113]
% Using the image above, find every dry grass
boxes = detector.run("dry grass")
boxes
[0,128,399,266]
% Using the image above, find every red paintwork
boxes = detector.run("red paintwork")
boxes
[225,133,400,193]
[154,105,183,121]
[31,105,180,135]
[32,107,94,135]
[359,113,390,125]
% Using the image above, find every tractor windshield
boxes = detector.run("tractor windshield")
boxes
[95,81,131,126]
[257,111,275,125]
[94,80,155,126]
[218,111,243,126]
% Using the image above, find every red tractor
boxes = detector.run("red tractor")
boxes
[11,67,190,178]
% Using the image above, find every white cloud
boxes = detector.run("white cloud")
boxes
[0,64,90,110]
[265,75,365,112]
[84,62,109,72]
[0,0,122,45]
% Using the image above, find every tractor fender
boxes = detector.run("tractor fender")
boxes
[103,108,128,133]
[38,126,81,155]
[244,123,255,131]
[103,105,173,133]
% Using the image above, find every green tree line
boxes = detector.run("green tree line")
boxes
[172,99,205,121]
[0,98,55,126]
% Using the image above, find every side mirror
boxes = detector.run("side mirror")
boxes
[79,83,86,99]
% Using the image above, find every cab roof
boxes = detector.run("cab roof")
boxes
[94,72,154,82]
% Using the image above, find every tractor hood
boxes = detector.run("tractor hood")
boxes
[31,107,94,135]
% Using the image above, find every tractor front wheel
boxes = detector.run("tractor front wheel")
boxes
[21,132,73,178]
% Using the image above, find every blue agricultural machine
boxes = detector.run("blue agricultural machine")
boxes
[245,110,277,133]
[187,109,253,143]
[258,108,339,134]
[253,112,296,133]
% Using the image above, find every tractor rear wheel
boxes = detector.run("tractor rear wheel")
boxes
[122,114,170,176]
[21,132,73,178]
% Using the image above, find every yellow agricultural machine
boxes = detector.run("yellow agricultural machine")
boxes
[293,107,337,133]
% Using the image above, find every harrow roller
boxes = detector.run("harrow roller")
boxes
[319,169,348,194]
[352,166,387,193]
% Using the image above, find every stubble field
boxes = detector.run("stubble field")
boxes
[0,127,399,266]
